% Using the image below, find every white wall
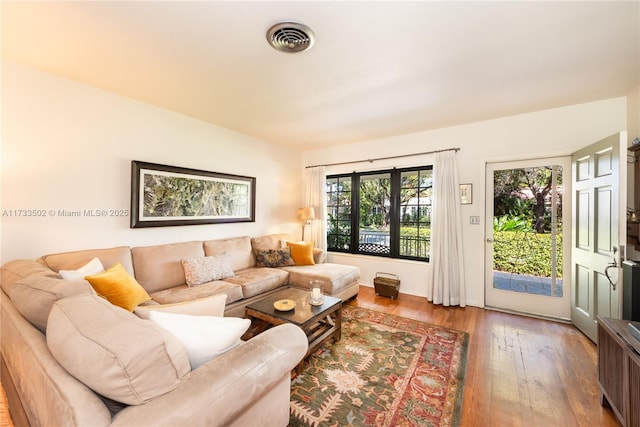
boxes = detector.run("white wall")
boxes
[304,98,628,307]
[625,85,640,260]
[627,85,640,145]
[2,60,632,308]
[0,61,303,262]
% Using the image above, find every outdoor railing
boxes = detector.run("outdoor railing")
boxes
[358,232,430,258]
[399,235,430,258]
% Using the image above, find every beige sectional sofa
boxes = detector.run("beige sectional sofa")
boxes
[0,233,360,426]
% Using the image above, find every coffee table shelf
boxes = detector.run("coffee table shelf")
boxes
[245,287,342,372]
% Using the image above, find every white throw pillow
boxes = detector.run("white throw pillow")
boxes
[134,294,227,319]
[181,253,235,286]
[148,311,250,369]
[59,257,104,280]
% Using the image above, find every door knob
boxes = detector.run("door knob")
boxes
[486,238,493,243]
[605,262,618,291]
[605,247,619,290]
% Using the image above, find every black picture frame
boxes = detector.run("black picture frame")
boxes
[130,161,256,228]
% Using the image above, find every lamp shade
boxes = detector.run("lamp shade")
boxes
[297,207,315,222]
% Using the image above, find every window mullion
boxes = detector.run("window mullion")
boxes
[351,173,360,253]
[390,169,400,258]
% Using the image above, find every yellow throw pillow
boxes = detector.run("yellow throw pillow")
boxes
[286,241,315,266]
[84,262,151,311]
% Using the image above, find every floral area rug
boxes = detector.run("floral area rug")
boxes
[289,306,468,427]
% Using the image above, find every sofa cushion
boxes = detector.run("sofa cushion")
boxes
[132,241,204,293]
[59,257,105,280]
[40,246,135,277]
[182,254,234,286]
[46,294,191,405]
[8,275,94,333]
[148,311,250,369]
[0,259,60,295]
[84,262,151,311]
[134,294,227,319]
[255,248,295,268]
[224,268,289,298]
[149,281,244,305]
[281,263,361,295]
[204,236,255,271]
[286,241,316,266]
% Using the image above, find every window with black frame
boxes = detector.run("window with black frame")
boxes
[326,176,352,251]
[326,166,432,261]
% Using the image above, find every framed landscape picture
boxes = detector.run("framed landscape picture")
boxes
[130,161,256,228]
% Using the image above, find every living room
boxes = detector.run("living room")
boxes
[1,1,640,426]
[2,1,639,305]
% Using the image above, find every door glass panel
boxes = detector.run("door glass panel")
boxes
[492,165,563,297]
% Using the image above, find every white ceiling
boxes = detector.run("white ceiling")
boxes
[2,1,639,150]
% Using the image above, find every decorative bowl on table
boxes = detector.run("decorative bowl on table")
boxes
[273,299,296,311]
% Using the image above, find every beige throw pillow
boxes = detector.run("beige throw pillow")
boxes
[181,253,234,286]
[46,294,191,405]
[134,294,227,319]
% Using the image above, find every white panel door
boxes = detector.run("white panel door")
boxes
[571,133,626,342]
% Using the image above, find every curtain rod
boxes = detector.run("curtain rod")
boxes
[305,147,460,169]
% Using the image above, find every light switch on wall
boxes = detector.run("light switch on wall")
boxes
[469,216,480,225]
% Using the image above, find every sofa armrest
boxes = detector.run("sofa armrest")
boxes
[110,323,308,427]
[313,248,327,264]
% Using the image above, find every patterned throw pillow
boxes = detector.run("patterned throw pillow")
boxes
[256,248,295,268]
[181,254,235,286]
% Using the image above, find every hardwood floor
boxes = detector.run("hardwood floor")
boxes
[349,285,619,427]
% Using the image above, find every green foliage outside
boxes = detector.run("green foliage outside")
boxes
[493,215,532,232]
[493,230,562,278]
[493,166,563,233]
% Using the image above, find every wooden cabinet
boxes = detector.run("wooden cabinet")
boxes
[598,317,640,427]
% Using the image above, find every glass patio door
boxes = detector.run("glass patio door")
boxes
[485,157,571,319]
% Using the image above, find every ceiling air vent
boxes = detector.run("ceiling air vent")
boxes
[267,22,314,53]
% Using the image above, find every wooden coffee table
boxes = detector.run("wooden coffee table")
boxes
[245,287,342,372]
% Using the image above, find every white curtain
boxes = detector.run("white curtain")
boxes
[428,151,466,307]
[304,166,327,252]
